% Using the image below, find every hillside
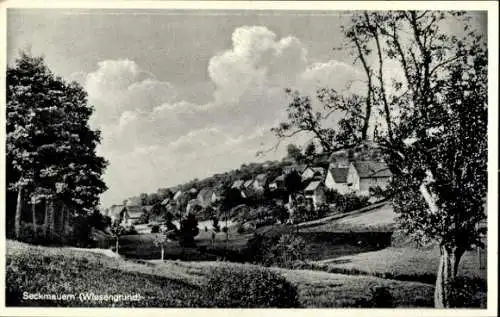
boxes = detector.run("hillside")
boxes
[6,240,436,307]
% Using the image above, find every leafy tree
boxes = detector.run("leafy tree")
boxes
[179,212,199,247]
[341,11,487,308]
[284,171,303,204]
[6,52,107,241]
[270,11,486,308]
[109,223,126,254]
[285,144,305,164]
[153,232,168,261]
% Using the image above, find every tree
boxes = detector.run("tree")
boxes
[6,52,107,241]
[270,11,486,308]
[285,144,305,164]
[110,223,126,254]
[341,11,487,308]
[179,212,199,247]
[153,232,168,261]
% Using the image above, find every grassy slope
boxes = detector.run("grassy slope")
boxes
[6,240,434,307]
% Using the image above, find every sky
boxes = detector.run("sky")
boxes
[6,8,487,208]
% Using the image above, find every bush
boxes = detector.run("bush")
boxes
[336,193,370,213]
[151,225,160,233]
[6,247,210,307]
[205,266,300,307]
[354,284,395,308]
[447,276,485,308]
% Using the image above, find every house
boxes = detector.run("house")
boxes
[121,205,146,226]
[324,165,352,194]
[301,166,326,182]
[304,180,326,209]
[173,190,183,201]
[232,179,245,189]
[283,164,307,175]
[269,175,285,191]
[252,173,268,193]
[350,161,392,196]
[197,187,219,208]
[106,204,126,224]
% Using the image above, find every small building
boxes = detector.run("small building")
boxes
[324,165,352,194]
[232,179,245,189]
[252,173,268,193]
[283,164,308,175]
[304,180,326,210]
[269,175,285,191]
[301,166,326,182]
[350,161,392,196]
[197,187,219,208]
[121,205,146,226]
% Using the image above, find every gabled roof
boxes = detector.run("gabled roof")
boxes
[243,179,254,188]
[107,204,125,218]
[329,167,350,183]
[197,187,216,207]
[283,164,308,174]
[255,173,267,184]
[125,205,144,219]
[232,180,245,189]
[173,190,183,200]
[353,161,392,178]
[304,180,322,192]
[273,175,285,183]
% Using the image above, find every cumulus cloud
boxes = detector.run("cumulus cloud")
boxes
[78,25,362,206]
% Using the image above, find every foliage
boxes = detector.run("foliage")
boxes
[151,225,160,233]
[6,247,211,307]
[336,194,370,213]
[355,284,396,308]
[205,266,301,308]
[286,144,305,164]
[179,212,199,247]
[6,52,107,239]
[447,276,485,308]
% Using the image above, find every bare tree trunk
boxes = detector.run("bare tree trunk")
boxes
[32,196,37,236]
[59,203,66,236]
[43,198,49,238]
[434,245,464,308]
[14,186,24,239]
[115,238,119,254]
[47,199,55,241]
[161,246,164,261]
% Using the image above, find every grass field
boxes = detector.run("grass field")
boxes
[6,240,437,307]
[315,246,486,281]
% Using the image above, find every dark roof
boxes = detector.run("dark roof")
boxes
[305,180,322,192]
[330,167,350,183]
[353,161,392,178]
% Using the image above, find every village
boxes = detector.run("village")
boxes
[104,146,393,230]
[4,7,491,311]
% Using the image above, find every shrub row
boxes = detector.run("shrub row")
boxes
[6,249,300,308]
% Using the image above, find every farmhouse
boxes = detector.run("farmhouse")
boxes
[252,173,268,193]
[325,165,352,194]
[350,161,392,196]
[269,175,285,191]
[120,205,146,226]
[197,187,219,207]
[304,180,326,209]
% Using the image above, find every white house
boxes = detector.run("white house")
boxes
[350,161,392,196]
[324,165,353,194]
[304,180,326,209]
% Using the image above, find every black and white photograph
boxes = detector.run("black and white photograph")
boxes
[1,1,498,315]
